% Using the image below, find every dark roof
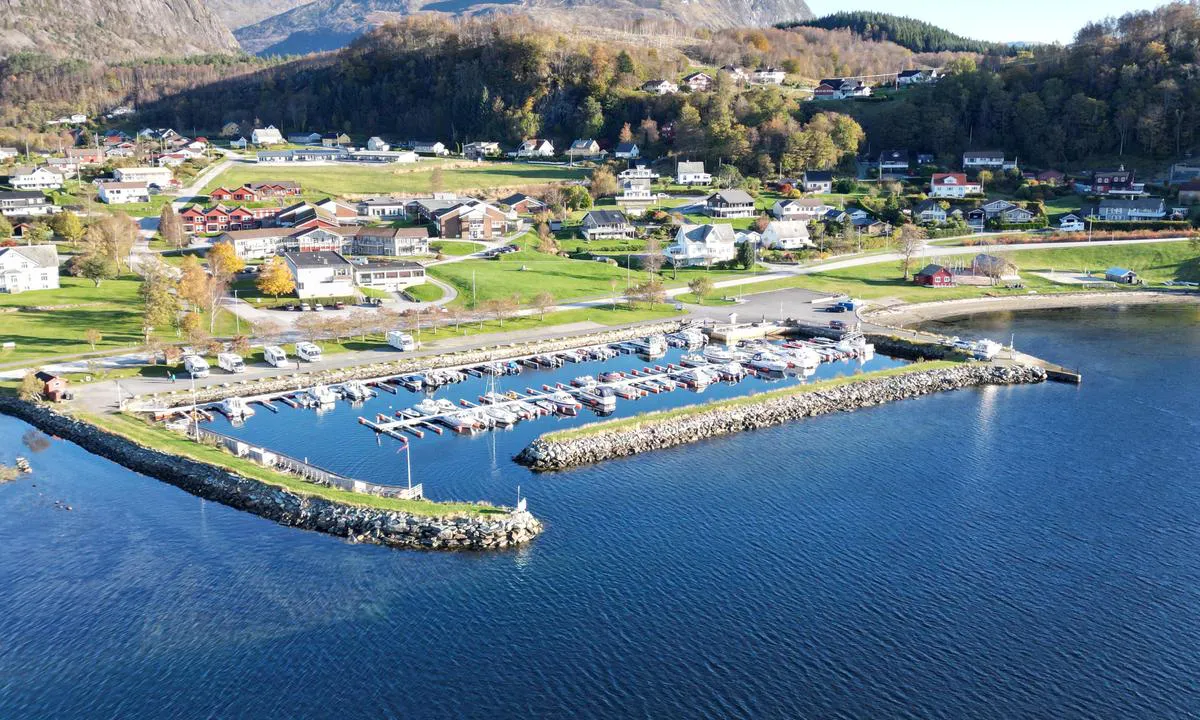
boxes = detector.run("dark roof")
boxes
[615,142,638,153]
[899,69,923,78]
[803,170,833,182]
[584,209,629,225]
[34,371,61,383]
[283,251,352,268]
[916,264,948,277]
[356,259,424,271]
[0,190,49,201]
[708,189,754,204]
[500,192,542,207]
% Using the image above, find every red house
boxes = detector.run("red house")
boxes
[209,187,237,201]
[35,371,70,402]
[179,205,207,234]
[914,264,954,287]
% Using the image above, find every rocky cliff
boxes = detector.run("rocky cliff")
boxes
[0,0,240,60]
[234,0,814,55]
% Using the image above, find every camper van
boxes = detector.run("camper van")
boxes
[296,341,323,362]
[386,331,417,352]
[182,355,210,378]
[263,345,288,368]
[217,352,245,374]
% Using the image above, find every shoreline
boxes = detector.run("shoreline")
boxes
[866,290,1200,327]
[516,363,1047,471]
[0,398,542,551]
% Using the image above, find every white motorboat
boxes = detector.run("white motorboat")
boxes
[311,385,337,405]
[548,391,580,416]
[339,380,371,401]
[608,383,641,400]
[413,398,443,416]
[599,370,625,383]
[747,352,789,373]
[679,354,708,368]
[785,346,822,369]
[716,362,746,381]
[578,384,618,411]
[219,396,255,419]
[836,331,876,357]
[703,345,735,363]
[630,334,668,357]
[439,413,479,434]
[484,405,520,427]
[571,375,597,387]
[680,368,714,388]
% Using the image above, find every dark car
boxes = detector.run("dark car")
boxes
[830,320,847,330]
[334,301,346,310]
[283,304,296,311]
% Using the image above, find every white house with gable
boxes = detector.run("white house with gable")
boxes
[665,223,737,267]
[252,126,284,145]
[0,245,59,293]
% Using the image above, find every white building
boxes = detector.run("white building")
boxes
[284,251,356,299]
[1058,213,1086,232]
[930,173,982,198]
[0,245,59,293]
[357,197,409,220]
[413,141,449,156]
[752,67,786,84]
[251,125,284,145]
[366,136,390,151]
[113,166,174,186]
[98,182,150,204]
[641,79,679,95]
[514,139,555,158]
[619,165,659,181]
[761,220,811,250]
[665,223,737,267]
[0,191,56,217]
[617,177,654,208]
[772,198,829,221]
[353,260,426,292]
[465,141,501,160]
[962,151,1006,169]
[676,161,711,186]
[8,166,63,191]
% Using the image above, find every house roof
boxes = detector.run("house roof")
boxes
[676,223,736,244]
[803,170,833,182]
[899,69,923,78]
[0,244,57,268]
[569,139,598,150]
[1099,197,1164,211]
[500,193,541,206]
[932,173,971,186]
[708,189,754,205]
[1106,267,1135,276]
[584,209,629,225]
[916,263,949,276]
[914,199,944,212]
[677,161,706,174]
[615,142,638,153]
[879,150,908,163]
[283,250,352,268]
[765,220,809,235]
[0,191,50,201]
[964,150,1004,158]
[102,182,148,190]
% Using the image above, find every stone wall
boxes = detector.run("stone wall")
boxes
[0,398,542,550]
[145,320,688,408]
[516,363,1046,471]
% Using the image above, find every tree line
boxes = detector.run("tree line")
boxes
[781,11,1017,55]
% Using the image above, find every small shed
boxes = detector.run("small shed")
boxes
[35,371,69,402]
[914,264,954,287]
[1105,267,1139,284]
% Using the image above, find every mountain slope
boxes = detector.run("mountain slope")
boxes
[0,0,240,61]
[235,0,814,55]
[203,0,310,30]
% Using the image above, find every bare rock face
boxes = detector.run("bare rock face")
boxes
[0,0,240,60]
[233,0,814,55]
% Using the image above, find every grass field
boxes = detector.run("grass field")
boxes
[430,241,483,256]
[204,162,590,197]
[0,275,243,365]
[742,241,1200,304]
[405,283,445,302]
[81,411,505,517]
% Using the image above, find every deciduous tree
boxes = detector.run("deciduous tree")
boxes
[206,241,244,281]
[84,328,102,351]
[256,255,295,298]
[895,224,926,280]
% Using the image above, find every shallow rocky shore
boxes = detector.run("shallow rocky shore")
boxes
[0,398,542,550]
[516,363,1047,471]
[146,320,687,409]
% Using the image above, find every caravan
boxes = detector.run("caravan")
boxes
[217,352,245,373]
[182,355,210,378]
[296,341,323,362]
[263,346,288,368]
[387,331,417,352]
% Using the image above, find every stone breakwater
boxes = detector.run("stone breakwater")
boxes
[516,364,1047,471]
[146,320,687,409]
[0,399,542,550]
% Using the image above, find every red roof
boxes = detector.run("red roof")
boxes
[931,173,970,186]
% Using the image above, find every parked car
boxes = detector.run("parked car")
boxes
[333,301,346,310]
[830,320,847,330]
[300,302,310,311]
[313,302,324,311]
[283,303,296,311]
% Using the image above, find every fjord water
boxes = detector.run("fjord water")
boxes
[2,306,1198,719]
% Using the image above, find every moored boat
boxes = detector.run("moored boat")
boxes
[703,345,735,363]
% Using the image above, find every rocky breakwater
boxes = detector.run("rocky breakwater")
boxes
[517,363,1047,471]
[0,398,542,550]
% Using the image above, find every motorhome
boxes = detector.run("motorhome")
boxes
[387,331,417,352]
[217,352,245,373]
[296,341,323,362]
[182,355,210,378]
[263,345,288,368]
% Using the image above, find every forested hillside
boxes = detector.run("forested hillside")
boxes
[845,3,1200,166]
[781,11,1013,55]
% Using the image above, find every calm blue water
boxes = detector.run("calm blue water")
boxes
[1,306,1199,719]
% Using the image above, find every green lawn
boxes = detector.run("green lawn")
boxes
[204,162,590,197]
[81,411,506,517]
[430,241,483,256]
[430,243,650,307]
[740,241,1200,304]
[405,283,445,302]
[676,292,737,306]
[1041,193,1085,216]
[0,275,245,365]
[422,303,684,344]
